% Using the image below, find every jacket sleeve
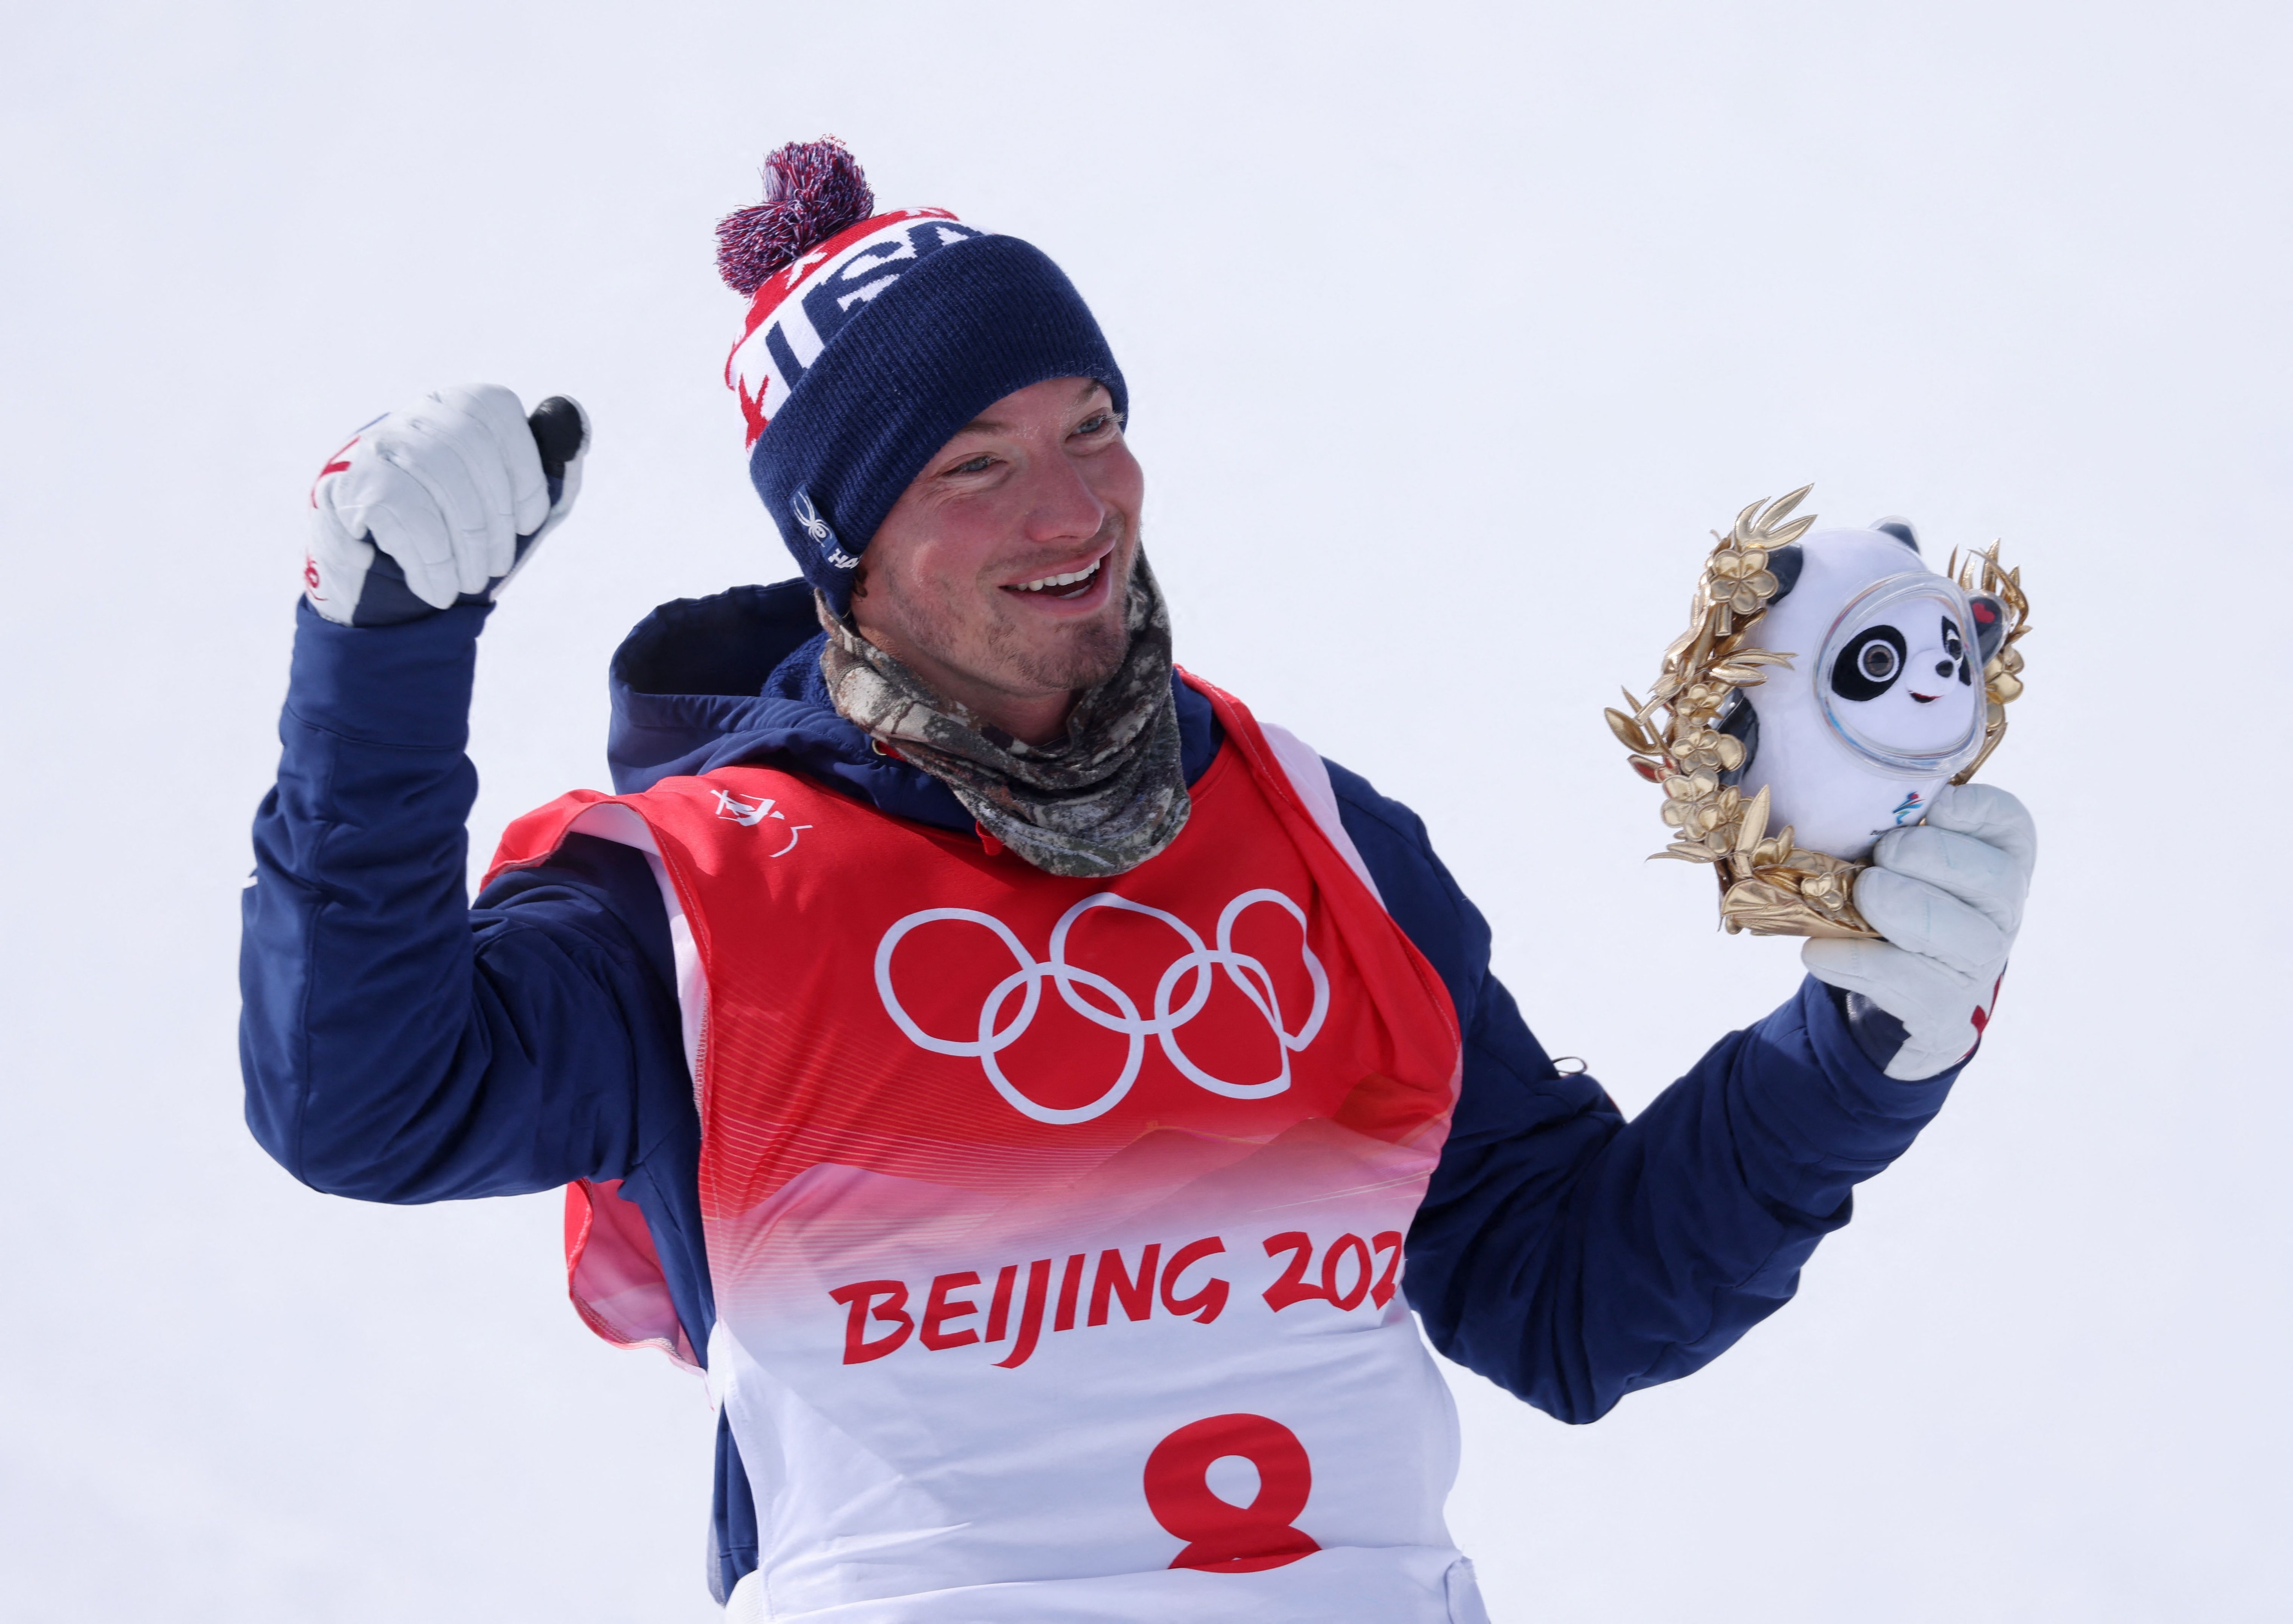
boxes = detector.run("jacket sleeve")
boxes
[1327,760,1961,1424]
[238,600,687,1203]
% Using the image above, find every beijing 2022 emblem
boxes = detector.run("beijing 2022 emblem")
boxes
[1606,487,2032,939]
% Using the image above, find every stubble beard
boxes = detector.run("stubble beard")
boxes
[986,552,1134,694]
[860,519,1139,716]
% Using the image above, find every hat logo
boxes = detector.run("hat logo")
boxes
[726,211,977,449]
[793,490,860,570]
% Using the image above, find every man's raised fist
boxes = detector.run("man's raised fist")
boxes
[303,383,588,626]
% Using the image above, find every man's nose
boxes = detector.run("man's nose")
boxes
[1019,445,1108,543]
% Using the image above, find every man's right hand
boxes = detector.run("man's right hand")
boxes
[303,383,587,626]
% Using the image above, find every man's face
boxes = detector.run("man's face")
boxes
[852,376,1142,739]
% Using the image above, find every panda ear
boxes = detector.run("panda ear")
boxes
[1763,543,1804,605]
[1967,592,2008,664]
[1871,516,1921,554]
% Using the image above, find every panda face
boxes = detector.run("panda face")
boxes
[1817,576,1984,770]
[1830,612,1974,703]
[1733,523,1997,862]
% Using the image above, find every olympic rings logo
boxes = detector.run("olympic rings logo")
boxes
[873,890,1330,1126]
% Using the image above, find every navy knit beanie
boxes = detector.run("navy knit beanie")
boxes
[719,139,1128,615]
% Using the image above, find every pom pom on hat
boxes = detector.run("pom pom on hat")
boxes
[715,138,876,297]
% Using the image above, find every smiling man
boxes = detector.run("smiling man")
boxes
[242,141,2036,1621]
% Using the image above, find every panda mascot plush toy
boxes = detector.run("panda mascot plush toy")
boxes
[1608,488,2030,938]
[1735,519,1996,858]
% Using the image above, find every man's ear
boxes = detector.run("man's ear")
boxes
[1968,592,2008,664]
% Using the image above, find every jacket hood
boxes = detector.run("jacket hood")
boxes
[605,580,1219,832]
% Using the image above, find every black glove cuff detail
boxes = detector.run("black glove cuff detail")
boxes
[1827,981,1911,1073]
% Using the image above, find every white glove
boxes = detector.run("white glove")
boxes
[302,383,587,626]
[1802,782,2037,1081]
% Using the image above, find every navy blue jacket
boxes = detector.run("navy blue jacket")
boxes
[241,582,1959,1602]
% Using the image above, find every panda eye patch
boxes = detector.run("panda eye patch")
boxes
[1831,625,1908,702]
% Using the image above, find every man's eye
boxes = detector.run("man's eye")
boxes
[951,454,996,475]
[1074,414,1110,437]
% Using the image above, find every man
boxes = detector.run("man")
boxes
[243,140,2034,1622]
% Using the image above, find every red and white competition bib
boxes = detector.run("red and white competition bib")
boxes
[492,681,1488,1623]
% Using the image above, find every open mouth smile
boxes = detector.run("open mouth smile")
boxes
[1910,692,1939,704]
[1004,557,1104,599]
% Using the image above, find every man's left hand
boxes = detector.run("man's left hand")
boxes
[1803,783,2038,1081]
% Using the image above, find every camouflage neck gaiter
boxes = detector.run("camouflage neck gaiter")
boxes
[815,553,1190,878]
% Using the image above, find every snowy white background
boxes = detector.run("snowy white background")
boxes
[4,2,2287,1619]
